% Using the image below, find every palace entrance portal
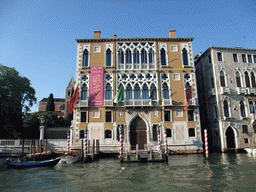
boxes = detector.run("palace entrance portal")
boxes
[130,116,147,150]
[225,127,235,149]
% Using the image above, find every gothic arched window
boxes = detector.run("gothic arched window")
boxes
[160,48,166,66]
[134,84,141,99]
[141,49,147,64]
[223,100,229,117]
[251,72,256,88]
[182,48,189,66]
[118,49,124,64]
[105,83,112,100]
[126,84,132,100]
[149,84,157,100]
[126,49,132,64]
[249,101,254,114]
[245,71,250,88]
[240,100,246,117]
[81,84,88,100]
[220,71,225,87]
[106,49,112,67]
[149,49,154,63]
[235,71,241,87]
[82,49,89,67]
[142,84,149,99]
[133,49,139,64]
[162,83,169,99]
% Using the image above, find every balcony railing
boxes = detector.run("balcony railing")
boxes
[249,114,256,120]
[117,63,157,70]
[104,100,113,106]
[188,98,196,105]
[247,88,256,95]
[75,100,88,107]
[124,99,157,106]
[162,99,172,106]
[237,87,247,94]
[220,87,230,94]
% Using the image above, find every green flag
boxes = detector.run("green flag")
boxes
[117,85,124,103]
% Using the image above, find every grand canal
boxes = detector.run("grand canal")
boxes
[1,153,256,191]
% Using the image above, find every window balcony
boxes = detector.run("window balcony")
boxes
[124,99,157,106]
[117,63,157,70]
[104,100,113,106]
[208,88,216,97]
[247,88,256,95]
[237,87,247,94]
[162,99,172,106]
[220,87,230,94]
[75,100,88,107]
[188,98,196,106]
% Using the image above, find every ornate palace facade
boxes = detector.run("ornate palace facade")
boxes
[71,30,203,153]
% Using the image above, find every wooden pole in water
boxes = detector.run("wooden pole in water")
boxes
[119,125,123,159]
[84,127,87,158]
[204,129,209,159]
[157,126,161,153]
[33,139,35,156]
[30,139,32,155]
[67,130,70,151]
[81,139,84,159]
[164,127,167,155]
[92,139,95,161]
[39,139,42,156]
[22,139,24,154]
[45,139,48,155]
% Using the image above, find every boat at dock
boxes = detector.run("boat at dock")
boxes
[60,149,81,164]
[6,157,61,169]
[244,148,256,155]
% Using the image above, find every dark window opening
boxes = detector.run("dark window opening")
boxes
[153,125,158,141]
[188,110,194,121]
[106,49,112,67]
[164,111,171,122]
[242,125,248,133]
[81,112,87,122]
[82,49,89,67]
[160,48,166,66]
[217,52,222,61]
[166,129,172,137]
[188,128,195,137]
[182,48,189,66]
[242,54,246,63]
[245,138,249,144]
[79,130,84,139]
[233,54,238,62]
[105,111,112,122]
[105,130,112,139]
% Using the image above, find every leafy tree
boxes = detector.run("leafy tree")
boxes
[22,113,40,139]
[0,64,36,138]
[41,111,70,128]
[46,93,55,112]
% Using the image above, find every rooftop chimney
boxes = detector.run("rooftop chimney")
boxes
[169,29,176,37]
[114,34,117,38]
[94,30,101,38]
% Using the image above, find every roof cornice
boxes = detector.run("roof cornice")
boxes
[76,37,194,43]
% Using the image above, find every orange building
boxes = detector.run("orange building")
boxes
[71,30,203,153]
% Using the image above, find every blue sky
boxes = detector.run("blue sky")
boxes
[1,0,256,112]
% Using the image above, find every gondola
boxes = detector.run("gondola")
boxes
[6,157,61,169]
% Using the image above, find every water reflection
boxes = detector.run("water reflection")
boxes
[1,153,256,191]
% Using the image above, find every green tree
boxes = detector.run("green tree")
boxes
[41,111,70,128]
[0,64,36,138]
[22,113,40,139]
[46,93,55,112]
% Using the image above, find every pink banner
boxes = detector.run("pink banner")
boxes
[89,66,104,106]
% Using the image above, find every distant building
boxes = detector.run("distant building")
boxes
[38,98,65,117]
[195,46,256,152]
[71,30,203,153]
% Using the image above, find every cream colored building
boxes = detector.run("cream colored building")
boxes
[195,46,256,152]
[71,30,203,153]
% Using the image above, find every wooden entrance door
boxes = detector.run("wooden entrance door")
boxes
[130,116,147,150]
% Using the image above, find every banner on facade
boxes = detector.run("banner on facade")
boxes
[89,66,104,106]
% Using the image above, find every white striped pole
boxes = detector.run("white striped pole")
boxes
[119,125,123,158]
[164,127,167,155]
[158,126,161,153]
[84,127,87,158]
[204,129,209,159]
[67,130,70,151]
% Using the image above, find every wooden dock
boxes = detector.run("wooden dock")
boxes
[120,150,168,163]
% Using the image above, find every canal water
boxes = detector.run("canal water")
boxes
[0,153,256,191]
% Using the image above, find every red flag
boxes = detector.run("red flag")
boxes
[68,86,80,114]
[185,86,192,110]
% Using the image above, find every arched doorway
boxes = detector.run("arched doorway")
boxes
[130,116,147,150]
[225,127,235,149]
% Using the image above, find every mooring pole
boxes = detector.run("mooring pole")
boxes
[204,129,209,159]
[67,130,70,151]
[119,125,123,161]
[157,126,161,153]
[22,139,25,154]
[84,127,87,160]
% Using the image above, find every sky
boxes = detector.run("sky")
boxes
[1,0,256,113]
